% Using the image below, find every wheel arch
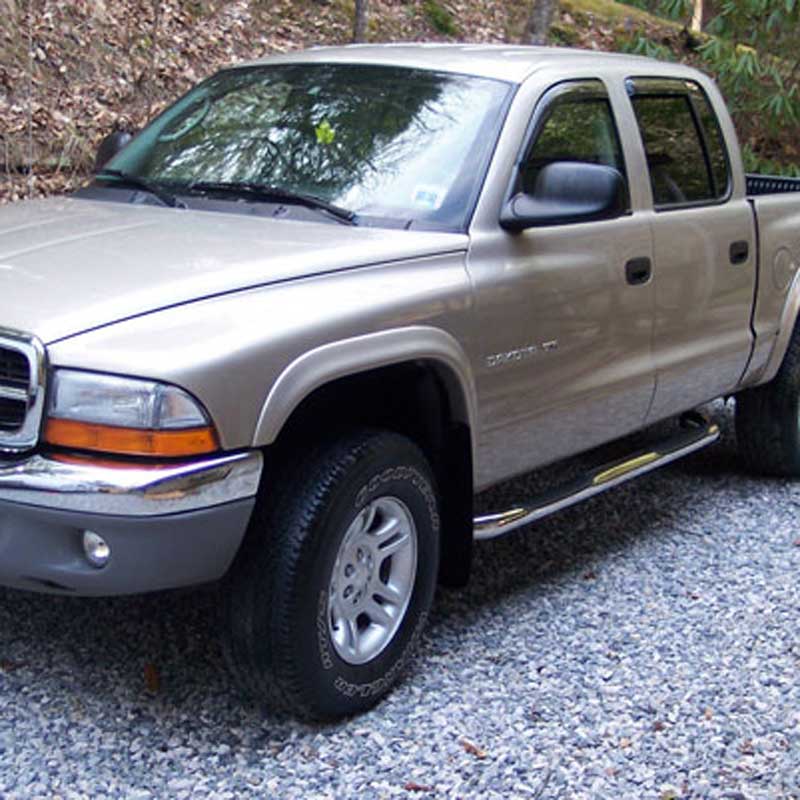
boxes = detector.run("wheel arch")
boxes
[756,274,800,386]
[253,326,477,447]
[253,327,477,587]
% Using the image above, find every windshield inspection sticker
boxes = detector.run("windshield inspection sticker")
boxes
[412,185,444,210]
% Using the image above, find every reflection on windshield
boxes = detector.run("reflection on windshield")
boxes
[104,63,511,229]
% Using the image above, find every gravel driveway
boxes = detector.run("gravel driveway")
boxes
[1,401,798,799]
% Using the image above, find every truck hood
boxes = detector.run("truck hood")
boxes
[0,197,467,344]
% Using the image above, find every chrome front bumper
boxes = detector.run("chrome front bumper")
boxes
[0,450,263,516]
[0,451,263,595]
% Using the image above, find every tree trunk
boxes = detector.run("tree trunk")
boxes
[145,0,162,118]
[524,0,558,46]
[690,0,703,32]
[353,0,368,43]
[26,0,34,197]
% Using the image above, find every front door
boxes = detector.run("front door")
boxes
[467,79,657,488]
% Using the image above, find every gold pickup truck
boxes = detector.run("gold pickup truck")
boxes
[1,44,799,719]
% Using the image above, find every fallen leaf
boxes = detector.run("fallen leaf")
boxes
[0,658,23,672]
[653,720,666,732]
[704,707,713,721]
[583,570,597,581]
[460,738,487,759]
[619,737,632,748]
[404,781,434,792]
[144,662,160,693]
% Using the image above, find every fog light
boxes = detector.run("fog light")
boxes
[82,531,110,569]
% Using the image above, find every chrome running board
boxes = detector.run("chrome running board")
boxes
[473,415,720,541]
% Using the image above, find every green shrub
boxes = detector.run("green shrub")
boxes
[422,0,458,36]
[619,33,675,61]
[549,23,580,46]
[742,145,800,178]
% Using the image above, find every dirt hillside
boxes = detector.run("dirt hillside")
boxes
[0,0,679,204]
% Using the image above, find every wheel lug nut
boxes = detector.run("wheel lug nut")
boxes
[344,564,354,578]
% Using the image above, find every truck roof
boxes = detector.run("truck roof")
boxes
[239,42,696,84]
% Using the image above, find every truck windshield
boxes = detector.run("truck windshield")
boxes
[101,63,511,230]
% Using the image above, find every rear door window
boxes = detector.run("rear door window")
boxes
[629,79,731,209]
[692,87,730,199]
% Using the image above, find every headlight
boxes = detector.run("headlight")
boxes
[44,369,218,457]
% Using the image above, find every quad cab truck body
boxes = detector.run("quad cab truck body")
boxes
[1,45,800,718]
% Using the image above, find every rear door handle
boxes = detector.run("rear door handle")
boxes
[625,257,652,286]
[730,240,749,265]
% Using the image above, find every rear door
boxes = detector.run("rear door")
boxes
[626,78,757,421]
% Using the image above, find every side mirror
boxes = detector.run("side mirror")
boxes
[500,161,627,232]
[93,131,134,173]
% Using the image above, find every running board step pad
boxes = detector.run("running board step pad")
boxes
[473,420,720,541]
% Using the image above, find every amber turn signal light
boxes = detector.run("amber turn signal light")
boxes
[44,418,218,458]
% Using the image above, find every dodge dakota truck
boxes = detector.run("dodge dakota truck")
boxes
[1,44,800,719]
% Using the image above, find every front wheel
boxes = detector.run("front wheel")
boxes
[222,430,440,720]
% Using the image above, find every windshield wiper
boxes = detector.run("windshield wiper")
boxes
[186,181,357,225]
[95,169,185,209]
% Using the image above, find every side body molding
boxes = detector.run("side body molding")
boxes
[253,326,478,448]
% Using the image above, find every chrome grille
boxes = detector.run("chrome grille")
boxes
[0,348,30,390]
[0,328,46,452]
[0,396,27,431]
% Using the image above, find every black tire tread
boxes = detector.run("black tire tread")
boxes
[221,429,431,720]
[736,322,800,476]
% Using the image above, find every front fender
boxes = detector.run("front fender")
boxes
[47,252,474,451]
[253,325,478,449]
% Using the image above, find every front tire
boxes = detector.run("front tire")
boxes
[222,430,440,720]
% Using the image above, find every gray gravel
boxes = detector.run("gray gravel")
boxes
[1,400,799,799]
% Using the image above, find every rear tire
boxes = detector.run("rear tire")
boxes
[736,324,800,476]
[222,429,440,720]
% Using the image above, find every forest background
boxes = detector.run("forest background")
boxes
[1,0,798,205]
